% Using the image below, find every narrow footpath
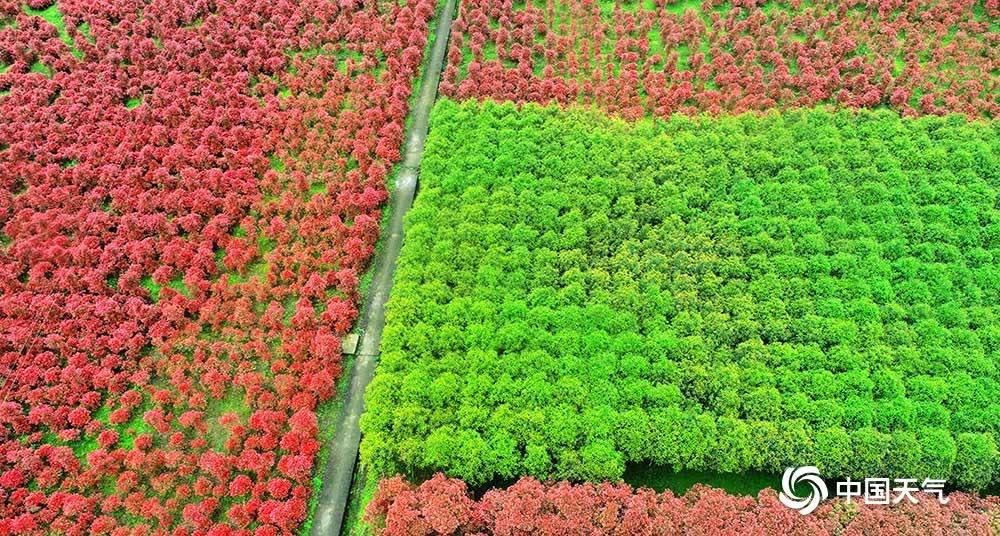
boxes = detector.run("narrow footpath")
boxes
[309,0,458,533]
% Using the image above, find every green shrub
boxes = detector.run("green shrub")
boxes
[360,100,1000,488]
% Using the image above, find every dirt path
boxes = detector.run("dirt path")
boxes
[309,0,457,533]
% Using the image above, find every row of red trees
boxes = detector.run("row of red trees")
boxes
[441,0,999,118]
[0,0,435,533]
[367,474,1000,535]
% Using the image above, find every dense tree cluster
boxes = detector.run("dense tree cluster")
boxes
[0,0,435,533]
[442,0,999,118]
[361,99,1000,489]
[365,474,1000,535]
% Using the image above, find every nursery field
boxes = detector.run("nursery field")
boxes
[0,0,435,533]
[1,0,999,534]
[363,99,1000,489]
[366,473,1000,533]
[443,0,999,118]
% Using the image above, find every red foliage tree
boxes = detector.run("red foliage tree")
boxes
[0,0,437,531]
[366,475,1000,535]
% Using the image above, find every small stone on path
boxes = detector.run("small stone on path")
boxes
[341,333,360,355]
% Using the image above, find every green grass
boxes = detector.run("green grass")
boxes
[288,45,367,77]
[221,223,274,287]
[483,41,498,62]
[269,154,286,172]
[663,0,702,15]
[30,60,52,78]
[36,431,88,465]
[205,390,249,451]
[624,466,778,497]
[78,22,93,43]
[345,471,379,536]
[941,26,959,46]
[141,274,190,301]
[24,3,83,58]
[338,50,363,74]
[168,277,190,297]
[282,294,298,325]
[116,404,156,452]
[309,181,327,197]
[27,397,156,469]
[258,235,276,254]
[760,1,783,15]
[647,28,664,59]
[68,404,123,461]
[298,353,357,535]
[676,43,691,70]
[894,56,906,76]
[227,258,269,286]
[125,96,143,109]
[92,404,111,424]
[24,3,67,42]
[248,258,269,279]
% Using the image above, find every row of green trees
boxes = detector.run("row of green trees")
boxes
[361,99,1000,489]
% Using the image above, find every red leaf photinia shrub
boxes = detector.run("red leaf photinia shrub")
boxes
[443,0,998,118]
[0,0,437,531]
[366,475,1000,535]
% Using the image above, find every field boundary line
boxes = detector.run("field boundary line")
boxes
[309,0,458,533]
